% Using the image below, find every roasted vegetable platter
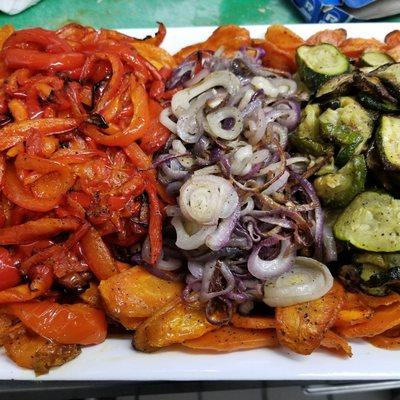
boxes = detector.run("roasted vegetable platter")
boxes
[1,22,400,381]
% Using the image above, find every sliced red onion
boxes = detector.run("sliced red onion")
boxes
[245,220,261,242]
[227,85,251,107]
[193,165,221,176]
[250,208,314,247]
[205,297,233,326]
[205,205,240,251]
[142,261,184,282]
[238,88,256,110]
[166,60,196,90]
[171,216,217,250]
[248,238,295,280]
[184,68,210,88]
[166,181,183,197]
[160,158,189,181]
[257,156,307,177]
[238,55,291,78]
[179,174,238,225]
[193,135,211,158]
[267,122,289,150]
[240,98,263,118]
[240,196,255,216]
[158,256,182,271]
[165,205,182,217]
[182,280,201,302]
[171,71,241,117]
[230,145,253,176]
[206,106,243,141]
[186,247,244,263]
[251,76,297,98]
[210,147,231,178]
[250,88,265,102]
[176,91,214,143]
[262,169,290,196]
[274,99,302,131]
[200,260,235,302]
[188,260,204,279]
[141,237,182,272]
[245,107,268,145]
[241,163,261,180]
[226,235,253,250]
[153,153,186,169]
[290,171,323,258]
[322,223,337,263]
[159,107,177,134]
[286,156,309,167]
[263,257,334,307]
[256,216,295,230]
[314,206,324,261]
[253,149,271,164]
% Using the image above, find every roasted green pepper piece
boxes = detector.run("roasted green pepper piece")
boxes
[314,155,366,208]
[290,104,333,156]
[319,97,374,166]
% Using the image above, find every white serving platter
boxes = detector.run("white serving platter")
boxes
[1,22,400,381]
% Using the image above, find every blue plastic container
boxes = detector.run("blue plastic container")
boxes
[291,0,356,22]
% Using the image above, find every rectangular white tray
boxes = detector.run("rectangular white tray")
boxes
[2,22,400,381]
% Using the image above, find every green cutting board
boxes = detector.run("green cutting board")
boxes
[0,0,399,31]
[0,0,302,29]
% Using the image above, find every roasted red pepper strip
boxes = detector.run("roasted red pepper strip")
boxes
[83,78,149,147]
[28,264,54,293]
[15,154,76,201]
[0,217,80,245]
[4,27,72,53]
[0,247,20,291]
[3,164,60,212]
[0,118,78,151]
[4,48,86,72]
[0,282,52,304]
[0,154,5,187]
[80,52,124,113]
[7,301,107,345]
[124,142,152,170]
[145,175,163,264]
[80,226,118,280]
[140,99,170,154]
[149,80,165,99]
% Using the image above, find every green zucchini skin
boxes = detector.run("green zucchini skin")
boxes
[353,72,397,103]
[296,44,350,92]
[290,103,333,157]
[357,92,400,113]
[314,155,366,208]
[376,115,400,170]
[373,63,400,101]
[314,73,353,101]
[360,51,394,68]
[334,191,400,252]
[319,97,374,167]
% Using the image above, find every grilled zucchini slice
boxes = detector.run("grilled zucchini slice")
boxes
[315,74,353,101]
[334,191,400,252]
[314,155,366,208]
[373,63,400,99]
[360,51,394,68]
[296,44,350,92]
[357,92,400,113]
[376,115,400,170]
